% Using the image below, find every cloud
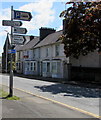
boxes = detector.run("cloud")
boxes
[1,0,57,34]
[56,25,63,31]
[2,0,67,2]
[0,0,65,53]
[18,0,56,31]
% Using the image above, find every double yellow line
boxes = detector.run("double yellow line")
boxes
[2,84,101,119]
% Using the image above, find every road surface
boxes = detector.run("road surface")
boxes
[0,73,100,119]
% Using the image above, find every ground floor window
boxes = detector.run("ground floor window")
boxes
[33,62,37,71]
[25,61,37,72]
[42,62,47,73]
[42,62,50,73]
[16,62,21,70]
[25,62,29,71]
[52,61,61,74]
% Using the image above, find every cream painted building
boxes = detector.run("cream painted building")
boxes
[15,28,101,81]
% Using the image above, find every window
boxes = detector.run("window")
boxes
[25,62,30,71]
[55,44,60,56]
[52,61,61,74]
[33,50,35,58]
[17,52,20,60]
[46,48,49,57]
[30,61,37,71]
[30,62,33,71]
[27,51,29,55]
[16,62,20,70]
[52,62,57,73]
[34,62,36,71]
[27,62,30,71]
[47,62,50,72]
[43,63,47,72]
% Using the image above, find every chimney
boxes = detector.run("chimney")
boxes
[30,36,34,41]
[39,27,56,41]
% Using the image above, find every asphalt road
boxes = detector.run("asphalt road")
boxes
[0,73,100,119]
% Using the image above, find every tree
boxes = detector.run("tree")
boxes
[60,1,101,59]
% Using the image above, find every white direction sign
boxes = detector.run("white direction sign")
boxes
[13,10,32,21]
[13,27,27,34]
[12,35,26,45]
[2,20,22,26]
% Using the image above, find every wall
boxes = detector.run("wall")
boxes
[70,50,100,67]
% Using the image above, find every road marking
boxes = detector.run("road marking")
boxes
[1,84,101,119]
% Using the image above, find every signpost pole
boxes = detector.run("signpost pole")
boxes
[9,6,13,97]
[2,7,32,97]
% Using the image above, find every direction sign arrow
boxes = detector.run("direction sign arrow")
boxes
[2,20,22,26]
[13,10,32,21]
[12,35,26,45]
[13,27,27,34]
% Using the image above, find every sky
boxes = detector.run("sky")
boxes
[0,0,70,56]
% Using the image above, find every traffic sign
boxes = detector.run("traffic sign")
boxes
[13,27,27,34]
[2,20,22,26]
[8,49,16,54]
[12,35,26,45]
[13,10,32,21]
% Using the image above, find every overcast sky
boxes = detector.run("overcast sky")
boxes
[0,0,69,56]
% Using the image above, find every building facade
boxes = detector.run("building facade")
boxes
[15,28,69,79]
[15,27,101,81]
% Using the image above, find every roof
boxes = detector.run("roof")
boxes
[15,36,39,51]
[15,30,63,51]
[34,30,63,48]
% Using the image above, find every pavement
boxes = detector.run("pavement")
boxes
[1,85,100,120]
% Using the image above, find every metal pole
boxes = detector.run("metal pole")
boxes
[6,33,8,73]
[9,6,13,97]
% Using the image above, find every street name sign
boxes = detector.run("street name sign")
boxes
[2,20,22,26]
[12,35,26,45]
[13,10,32,21]
[13,27,27,34]
[8,49,16,54]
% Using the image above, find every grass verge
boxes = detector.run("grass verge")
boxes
[0,89,20,100]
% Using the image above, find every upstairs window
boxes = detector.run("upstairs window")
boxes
[46,48,49,57]
[55,44,60,56]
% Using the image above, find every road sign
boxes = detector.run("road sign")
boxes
[8,49,16,54]
[12,35,26,45]
[13,27,27,34]
[2,20,22,26]
[13,10,32,21]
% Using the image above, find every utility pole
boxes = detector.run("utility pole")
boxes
[9,6,13,97]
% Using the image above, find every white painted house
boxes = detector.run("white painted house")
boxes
[15,28,69,79]
[15,27,101,81]
[33,30,69,78]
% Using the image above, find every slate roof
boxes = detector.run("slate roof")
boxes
[15,36,39,51]
[34,30,63,48]
[15,30,63,51]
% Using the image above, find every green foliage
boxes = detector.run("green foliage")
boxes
[60,2,101,59]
